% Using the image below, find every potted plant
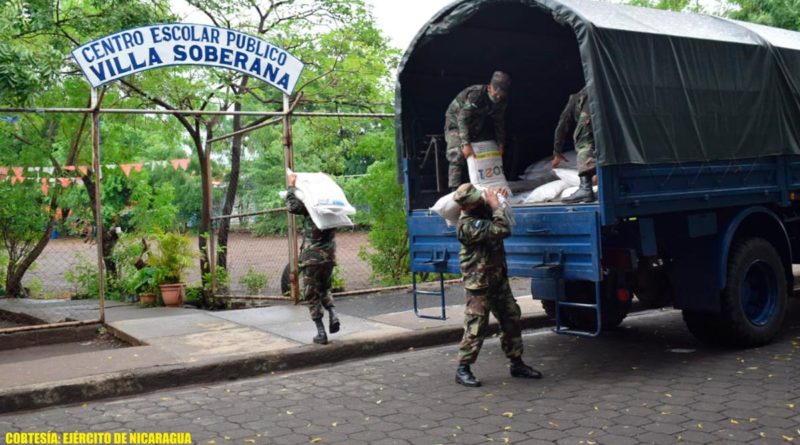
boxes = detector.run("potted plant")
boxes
[133,266,158,306]
[150,232,194,307]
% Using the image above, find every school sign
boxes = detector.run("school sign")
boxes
[72,24,304,94]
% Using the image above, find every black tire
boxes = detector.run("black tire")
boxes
[545,275,632,332]
[685,237,787,348]
[281,263,291,296]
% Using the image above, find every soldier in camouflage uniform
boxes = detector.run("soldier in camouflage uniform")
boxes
[285,173,340,345]
[444,71,511,190]
[452,183,543,387]
[553,86,596,203]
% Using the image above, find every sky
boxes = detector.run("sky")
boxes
[171,0,454,51]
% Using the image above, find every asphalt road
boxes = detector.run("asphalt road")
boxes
[1,301,799,445]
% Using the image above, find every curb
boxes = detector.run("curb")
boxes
[0,313,554,414]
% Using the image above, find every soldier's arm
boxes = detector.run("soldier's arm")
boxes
[553,94,578,154]
[285,187,308,216]
[456,90,482,144]
[491,101,507,146]
[457,210,511,245]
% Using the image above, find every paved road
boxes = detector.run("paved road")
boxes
[1,303,799,445]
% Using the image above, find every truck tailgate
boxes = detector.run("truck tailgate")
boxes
[408,204,601,281]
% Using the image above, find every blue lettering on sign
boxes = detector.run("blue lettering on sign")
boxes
[74,24,301,93]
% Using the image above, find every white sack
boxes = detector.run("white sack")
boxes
[430,191,461,226]
[553,168,580,186]
[286,169,355,230]
[467,140,510,193]
[521,150,577,180]
[525,180,569,203]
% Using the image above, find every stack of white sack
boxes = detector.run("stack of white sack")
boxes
[520,150,577,180]
[283,169,356,230]
[466,140,512,196]
[430,189,515,227]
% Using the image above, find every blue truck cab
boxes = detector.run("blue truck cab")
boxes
[396,0,800,346]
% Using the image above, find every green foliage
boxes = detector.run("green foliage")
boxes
[727,0,800,30]
[65,253,100,299]
[239,266,268,295]
[331,265,346,292]
[0,250,7,292]
[203,266,230,292]
[150,232,194,284]
[357,158,410,285]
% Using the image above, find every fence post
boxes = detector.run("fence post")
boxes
[283,94,300,303]
[91,87,106,323]
[206,139,216,297]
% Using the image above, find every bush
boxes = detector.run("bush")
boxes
[356,159,410,285]
[240,267,268,294]
[65,253,100,299]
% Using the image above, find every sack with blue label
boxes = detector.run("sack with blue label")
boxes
[466,140,511,195]
[285,169,356,230]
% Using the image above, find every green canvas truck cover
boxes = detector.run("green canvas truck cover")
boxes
[396,0,800,170]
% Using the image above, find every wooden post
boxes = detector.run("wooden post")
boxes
[283,94,300,303]
[91,88,106,323]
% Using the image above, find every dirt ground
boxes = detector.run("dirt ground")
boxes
[23,231,373,297]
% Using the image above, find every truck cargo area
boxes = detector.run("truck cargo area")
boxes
[397,1,586,210]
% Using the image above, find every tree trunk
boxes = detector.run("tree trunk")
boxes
[5,218,56,298]
[82,173,120,278]
[216,90,246,270]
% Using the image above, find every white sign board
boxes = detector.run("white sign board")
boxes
[72,24,304,94]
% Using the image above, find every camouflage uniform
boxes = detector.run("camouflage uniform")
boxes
[286,187,336,320]
[554,87,595,175]
[456,202,523,365]
[445,85,508,188]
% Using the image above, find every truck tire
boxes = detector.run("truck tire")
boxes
[684,237,787,347]
[553,275,632,331]
[281,263,291,296]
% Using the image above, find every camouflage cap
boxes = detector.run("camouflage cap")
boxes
[453,183,483,206]
[490,71,511,95]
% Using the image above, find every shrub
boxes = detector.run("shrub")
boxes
[240,267,268,294]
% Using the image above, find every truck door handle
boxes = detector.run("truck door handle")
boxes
[526,228,550,234]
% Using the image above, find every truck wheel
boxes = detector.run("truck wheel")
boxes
[560,276,631,331]
[281,263,291,296]
[686,237,787,347]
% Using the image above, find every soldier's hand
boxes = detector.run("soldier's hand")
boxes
[551,152,568,169]
[484,187,500,209]
[287,173,297,187]
[462,143,474,158]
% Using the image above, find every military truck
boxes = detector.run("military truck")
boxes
[397,0,800,346]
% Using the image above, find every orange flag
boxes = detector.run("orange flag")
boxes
[41,179,49,195]
[171,158,190,171]
[58,178,71,187]
[11,176,24,185]
[12,167,24,179]
[120,164,133,177]
[78,166,89,176]
[134,163,143,172]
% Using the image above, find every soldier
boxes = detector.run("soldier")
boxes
[552,86,596,203]
[285,173,341,345]
[444,71,511,190]
[453,183,542,387]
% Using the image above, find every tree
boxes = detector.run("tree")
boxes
[727,0,800,30]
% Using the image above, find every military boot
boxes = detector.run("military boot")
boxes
[509,357,543,379]
[312,318,328,345]
[455,364,482,387]
[327,306,340,334]
[562,175,595,204]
